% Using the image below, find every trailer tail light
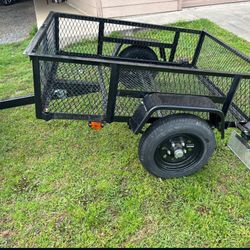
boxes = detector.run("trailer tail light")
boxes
[88,121,103,130]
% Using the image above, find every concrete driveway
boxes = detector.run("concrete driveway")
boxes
[123,2,250,42]
[0,0,36,44]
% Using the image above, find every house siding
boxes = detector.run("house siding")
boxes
[102,0,178,18]
[67,0,249,17]
[67,0,98,16]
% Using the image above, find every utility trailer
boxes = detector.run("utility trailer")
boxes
[1,12,250,178]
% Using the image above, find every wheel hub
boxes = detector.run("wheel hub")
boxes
[155,133,203,169]
[170,139,189,159]
[174,148,184,159]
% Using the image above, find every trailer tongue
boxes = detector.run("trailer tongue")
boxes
[0,95,34,109]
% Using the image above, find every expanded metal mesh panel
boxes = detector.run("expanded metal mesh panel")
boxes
[104,24,176,43]
[35,15,200,65]
[31,13,249,124]
[174,33,199,63]
[58,17,99,54]
[197,36,250,74]
[39,60,110,116]
[115,97,141,117]
[196,36,250,120]
[37,61,249,122]
[117,66,232,95]
[102,24,199,62]
[116,66,248,121]
[36,18,56,55]
[233,78,250,119]
[103,23,176,59]
[115,96,213,121]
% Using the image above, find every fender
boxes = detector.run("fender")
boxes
[129,93,225,138]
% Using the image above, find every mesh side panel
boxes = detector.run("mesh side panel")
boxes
[36,18,56,55]
[58,17,99,54]
[38,60,248,122]
[117,66,232,95]
[103,43,173,61]
[197,36,250,74]
[33,15,249,123]
[233,78,250,119]
[115,97,141,117]
[174,33,199,63]
[103,23,200,62]
[39,61,110,116]
[35,16,200,64]
[104,23,176,43]
[115,96,212,120]
[196,36,250,120]
[103,23,175,59]
[116,66,248,121]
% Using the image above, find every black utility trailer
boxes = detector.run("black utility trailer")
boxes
[1,12,250,178]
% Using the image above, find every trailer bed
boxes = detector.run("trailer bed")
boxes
[25,12,250,130]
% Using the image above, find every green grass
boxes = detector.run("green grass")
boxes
[0,19,250,248]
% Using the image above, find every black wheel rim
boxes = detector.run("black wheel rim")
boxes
[154,133,204,171]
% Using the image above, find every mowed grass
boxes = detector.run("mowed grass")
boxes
[0,19,250,248]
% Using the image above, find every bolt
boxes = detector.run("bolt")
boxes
[181,142,185,147]
[167,150,171,155]
[163,154,167,159]
[184,149,187,154]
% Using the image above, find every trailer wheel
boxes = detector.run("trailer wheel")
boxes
[139,114,216,179]
[119,45,158,88]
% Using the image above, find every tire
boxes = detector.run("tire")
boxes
[139,114,216,179]
[2,0,15,5]
[118,45,158,88]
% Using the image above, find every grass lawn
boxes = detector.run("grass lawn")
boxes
[0,19,250,248]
